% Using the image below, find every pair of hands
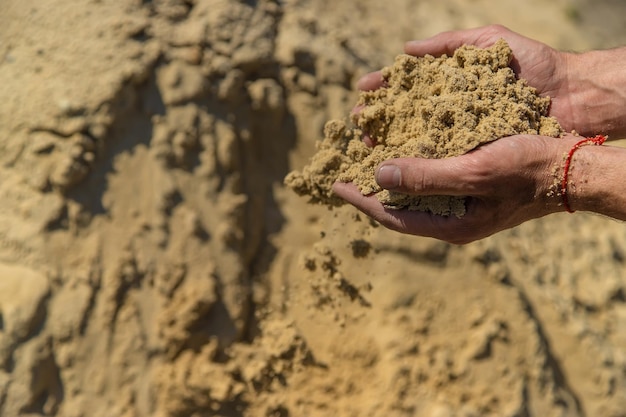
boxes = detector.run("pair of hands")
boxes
[333,25,590,244]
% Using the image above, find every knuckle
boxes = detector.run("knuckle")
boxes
[460,158,492,193]
[413,170,435,194]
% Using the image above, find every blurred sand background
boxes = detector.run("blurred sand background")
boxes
[1,0,626,416]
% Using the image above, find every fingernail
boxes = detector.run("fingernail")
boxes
[376,164,401,189]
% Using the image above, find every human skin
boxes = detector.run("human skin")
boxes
[333,25,626,244]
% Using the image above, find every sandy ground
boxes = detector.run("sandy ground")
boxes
[2,0,626,416]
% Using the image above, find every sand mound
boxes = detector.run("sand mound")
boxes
[286,40,562,217]
[2,0,626,416]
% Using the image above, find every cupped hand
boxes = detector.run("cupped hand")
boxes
[332,134,576,244]
[358,25,580,134]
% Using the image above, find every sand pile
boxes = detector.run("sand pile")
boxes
[2,0,626,416]
[286,40,562,216]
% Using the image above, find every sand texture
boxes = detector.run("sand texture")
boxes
[285,40,563,217]
[2,0,626,416]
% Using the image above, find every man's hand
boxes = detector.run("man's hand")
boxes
[357,25,584,135]
[336,26,626,243]
[333,135,575,244]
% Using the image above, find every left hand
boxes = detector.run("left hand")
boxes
[333,134,575,244]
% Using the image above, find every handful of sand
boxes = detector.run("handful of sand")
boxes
[284,40,563,217]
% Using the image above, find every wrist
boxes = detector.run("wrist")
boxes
[563,142,626,219]
[558,135,606,213]
[562,48,626,137]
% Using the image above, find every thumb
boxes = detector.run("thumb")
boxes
[376,157,477,196]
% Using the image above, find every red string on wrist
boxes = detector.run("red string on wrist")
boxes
[561,134,607,213]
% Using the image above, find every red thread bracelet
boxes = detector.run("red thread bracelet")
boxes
[561,134,607,213]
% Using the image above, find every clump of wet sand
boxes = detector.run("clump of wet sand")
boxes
[285,39,563,217]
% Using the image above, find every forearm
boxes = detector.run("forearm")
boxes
[567,143,626,220]
[563,47,626,138]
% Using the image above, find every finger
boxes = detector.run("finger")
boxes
[375,157,483,196]
[404,25,510,57]
[350,104,364,117]
[349,105,376,147]
[362,135,376,147]
[356,71,384,91]
[332,182,479,244]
